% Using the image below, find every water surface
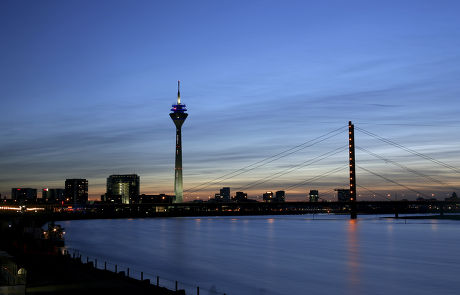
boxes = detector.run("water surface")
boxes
[62,215,460,295]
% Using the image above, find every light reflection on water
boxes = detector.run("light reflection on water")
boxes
[63,215,460,295]
[346,220,360,295]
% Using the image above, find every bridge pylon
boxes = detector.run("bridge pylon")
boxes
[349,121,357,219]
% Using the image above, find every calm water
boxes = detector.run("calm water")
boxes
[62,215,460,295]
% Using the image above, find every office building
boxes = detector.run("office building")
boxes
[42,188,65,203]
[233,191,248,202]
[65,179,88,204]
[336,189,351,202]
[106,174,140,204]
[220,187,231,202]
[11,188,37,203]
[263,191,274,202]
[214,193,222,202]
[275,190,286,202]
[213,189,231,203]
[170,81,188,203]
[309,190,319,202]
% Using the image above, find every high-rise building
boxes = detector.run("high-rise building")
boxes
[263,191,274,202]
[220,187,231,202]
[336,189,351,202]
[65,179,88,204]
[309,190,319,202]
[275,190,286,202]
[11,188,37,203]
[263,191,285,202]
[170,81,188,203]
[106,174,140,204]
[42,188,65,203]
[233,191,248,202]
[213,187,231,203]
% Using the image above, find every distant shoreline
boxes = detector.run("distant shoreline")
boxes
[388,214,460,220]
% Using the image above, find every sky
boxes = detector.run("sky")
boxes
[1,0,460,201]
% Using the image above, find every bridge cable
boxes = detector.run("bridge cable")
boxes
[235,145,348,191]
[355,127,460,174]
[185,126,346,194]
[357,165,429,198]
[356,146,459,191]
[317,188,339,202]
[282,165,348,192]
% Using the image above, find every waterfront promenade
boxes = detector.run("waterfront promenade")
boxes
[0,216,186,295]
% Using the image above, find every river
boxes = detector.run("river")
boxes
[61,215,460,295]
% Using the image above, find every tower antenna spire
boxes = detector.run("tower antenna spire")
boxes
[177,80,181,104]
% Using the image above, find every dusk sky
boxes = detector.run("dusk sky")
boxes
[1,0,460,201]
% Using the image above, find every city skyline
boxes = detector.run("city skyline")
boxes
[1,1,460,201]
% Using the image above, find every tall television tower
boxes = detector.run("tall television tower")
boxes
[170,81,188,203]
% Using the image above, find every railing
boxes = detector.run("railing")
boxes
[64,248,227,295]
[0,264,26,286]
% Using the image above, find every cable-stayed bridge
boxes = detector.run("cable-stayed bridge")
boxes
[179,121,460,219]
[2,122,459,220]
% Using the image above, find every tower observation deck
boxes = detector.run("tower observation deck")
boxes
[170,81,188,203]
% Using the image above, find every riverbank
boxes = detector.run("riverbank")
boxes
[18,252,183,295]
[0,218,185,295]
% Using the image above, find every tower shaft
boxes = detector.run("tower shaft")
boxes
[174,125,183,202]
